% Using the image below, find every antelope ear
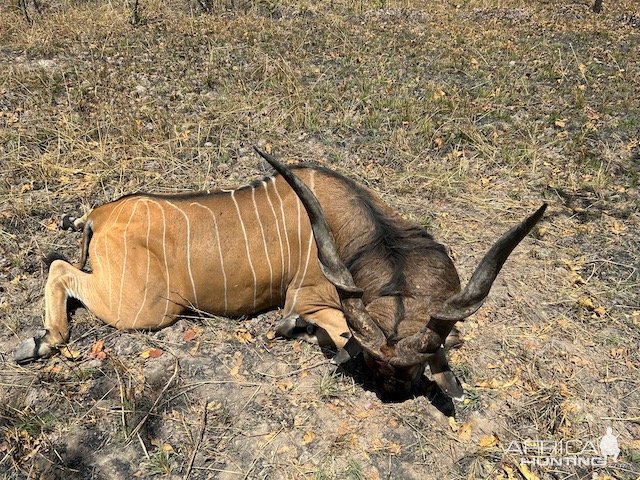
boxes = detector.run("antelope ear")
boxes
[428,346,465,401]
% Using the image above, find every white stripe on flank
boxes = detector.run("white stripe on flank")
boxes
[132,201,151,329]
[296,194,302,276]
[272,177,291,289]
[91,221,103,276]
[252,186,273,304]
[166,201,198,307]
[286,228,315,315]
[263,179,285,300]
[231,190,258,310]
[104,198,132,310]
[192,202,228,314]
[286,171,316,314]
[143,200,171,325]
[117,200,141,324]
[159,203,170,322]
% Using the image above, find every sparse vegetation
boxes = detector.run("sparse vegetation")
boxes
[1,0,639,478]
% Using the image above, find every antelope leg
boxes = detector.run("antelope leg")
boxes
[277,307,360,367]
[275,315,316,338]
[14,259,77,363]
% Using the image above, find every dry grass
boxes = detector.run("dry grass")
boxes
[1,0,639,478]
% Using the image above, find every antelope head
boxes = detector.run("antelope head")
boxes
[256,147,546,400]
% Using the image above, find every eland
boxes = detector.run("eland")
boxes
[14,148,546,399]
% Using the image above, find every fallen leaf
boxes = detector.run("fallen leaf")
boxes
[558,384,572,398]
[573,274,586,285]
[475,378,497,388]
[562,258,584,272]
[609,348,626,359]
[140,348,163,359]
[89,339,106,360]
[478,434,498,448]
[233,351,243,366]
[554,119,566,128]
[59,346,81,360]
[302,431,315,444]
[336,420,350,435]
[594,306,606,316]
[578,297,595,310]
[161,442,174,453]
[387,442,402,455]
[448,416,459,432]
[45,218,59,231]
[277,379,294,391]
[48,364,62,374]
[183,328,198,342]
[570,356,589,367]
[475,376,520,389]
[585,107,600,120]
[367,470,382,480]
[433,88,446,99]
[149,348,163,358]
[235,329,253,344]
[355,408,376,419]
[150,438,174,453]
[458,422,473,442]
[265,330,276,340]
[610,221,625,234]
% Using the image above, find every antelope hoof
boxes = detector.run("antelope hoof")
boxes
[60,215,77,231]
[14,335,55,364]
[275,315,315,338]
[331,348,351,365]
[331,336,361,365]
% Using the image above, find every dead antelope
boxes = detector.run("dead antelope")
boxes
[15,148,546,399]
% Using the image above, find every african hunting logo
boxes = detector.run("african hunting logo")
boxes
[504,428,620,467]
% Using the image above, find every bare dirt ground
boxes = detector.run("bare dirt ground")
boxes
[0,0,639,478]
